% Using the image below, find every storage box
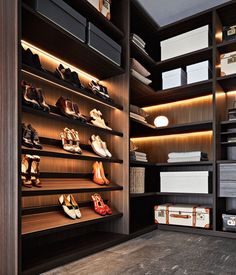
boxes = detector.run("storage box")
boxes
[223,211,236,232]
[28,0,86,42]
[223,25,236,42]
[186,60,210,84]
[130,167,145,194]
[88,22,121,66]
[219,164,236,197]
[162,68,187,90]
[87,0,111,20]
[154,204,211,228]
[160,171,209,194]
[160,25,209,61]
[227,147,236,161]
[221,51,236,76]
[228,108,236,121]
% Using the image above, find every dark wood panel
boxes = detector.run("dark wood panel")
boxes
[0,0,19,274]
[22,207,122,237]
[217,40,236,54]
[217,74,236,92]
[22,4,124,80]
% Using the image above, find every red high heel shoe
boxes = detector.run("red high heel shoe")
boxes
[91,193,106,216]
[93,193,112,215]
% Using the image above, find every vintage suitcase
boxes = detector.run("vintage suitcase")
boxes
[87,0,111,20]
[26,0,87,42]
[223,25,236,42]
[154,204,211,228]
[223,211,236,232]
[220,51,236,76]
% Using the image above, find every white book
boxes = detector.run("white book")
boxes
[168,151,207,158]
[167,157,207,163]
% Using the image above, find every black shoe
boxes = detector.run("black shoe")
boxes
[28,124,43,149]
[35,88,50,112]
[22,46,44,71]
[71,71,82,88]
[55,64,72,82]
[22,123,34,148]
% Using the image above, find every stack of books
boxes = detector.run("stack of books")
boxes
[130,58,152,86]
[131,33,148,54]
[130,104,148,124]
[130,151,148,162]
[167,151,208,163]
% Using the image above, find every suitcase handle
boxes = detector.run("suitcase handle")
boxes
[170,214,191,219]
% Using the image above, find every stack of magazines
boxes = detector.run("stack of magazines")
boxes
[130,151,148,162]
[131,33,148,55]
[167,151,208,163]
[130,58,152,85]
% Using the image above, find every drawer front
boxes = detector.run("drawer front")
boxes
[219,181,236,197]
[220,164,236,181]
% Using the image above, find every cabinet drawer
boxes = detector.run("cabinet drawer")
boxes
[219,164,236,181]
[219,181,236,197]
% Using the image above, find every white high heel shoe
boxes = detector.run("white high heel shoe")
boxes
[95,136,112,158]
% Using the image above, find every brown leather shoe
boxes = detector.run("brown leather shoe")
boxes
[56,96,78,119]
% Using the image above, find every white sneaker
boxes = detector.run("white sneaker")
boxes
[67,194,82,219]
[89,135,107,158]
[96,136,112,158]
[58,195,76,219]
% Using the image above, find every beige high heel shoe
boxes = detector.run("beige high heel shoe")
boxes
[71,129,82,154]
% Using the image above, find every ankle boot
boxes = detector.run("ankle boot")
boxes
[22,123,34,148]
[21,80,40,109]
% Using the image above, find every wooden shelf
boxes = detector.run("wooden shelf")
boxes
[221,131,236,136]
[130,192,157,198]
[22,178,123,197]
[129,160,157,167]
[221,141,236,146]
[156,47,213,72]
[217,74,236,92]
[22,207,122,238]
[22,65,123,110]
[22,141,123,164]
[217,40,236,54]
[130,40,156,69]
[22,105,123,137]
[131,120,213,138]
[156,192,213,197]
[64,0,124,41]
[22,231,127,275]
[221,120,236,126]
[22,4,124,80]
[130,117,155,129]
[131,78,213,107]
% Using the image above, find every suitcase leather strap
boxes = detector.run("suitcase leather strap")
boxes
[192,207,197,227]
[170,214,191,219]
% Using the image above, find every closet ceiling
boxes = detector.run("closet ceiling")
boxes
[137,0,231,26]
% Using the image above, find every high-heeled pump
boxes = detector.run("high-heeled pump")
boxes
[91,193,107,216]
[99,162,110,185]
[58,195,76,220]
[70,129,82,154]
[67,194,82,219]
[92,161,105,185]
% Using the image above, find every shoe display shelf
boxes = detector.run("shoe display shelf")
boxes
[129,0,236,237]
[20,0,130,274]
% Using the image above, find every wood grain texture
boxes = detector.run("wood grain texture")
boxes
[0,0,19,274]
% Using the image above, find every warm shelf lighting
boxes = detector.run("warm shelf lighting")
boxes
[131,131,213,142]
[21,40,99,82]
[215,32,223,42]
[227,91,236,95]
[142,95,212,112]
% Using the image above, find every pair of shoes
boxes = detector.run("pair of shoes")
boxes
[92,161,110,185]
[89,135,112,158]
[60,128,82,154]
[21,80,50,112]
[21,155,41,188]
[55,64,83,89]
[56,96,87,122]
[89,81,111,101]
[58,194,81,219]
[91,193,112,216]
[22,46,44,71]
[22,123,42,149]
[90,109,112,130]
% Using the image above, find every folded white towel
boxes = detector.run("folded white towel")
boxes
[132,34,146,47]
[131,69,152,85]
[168,151,207,159]
[167,157,207,163]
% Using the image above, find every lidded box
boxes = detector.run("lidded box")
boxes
[160,25,209,61]
[154,204,211,228]
[186,60,211,84]
[220,51,236,76]
[162,68,187,90]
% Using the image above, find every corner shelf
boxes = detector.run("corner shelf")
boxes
[22,65,123,110]
[130,120,213,138]
[156,47,213,72]
[22,4,124,80]
[22,207,123,238]
[129,160,157,167]
[64,0,124,41]
[22,178,123,197]
[130,192,157,198]
[217,40,236,54]
[22,105,123,137]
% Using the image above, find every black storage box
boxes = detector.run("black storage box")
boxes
[27,0,86,42]
[223,211,236,232]
[88,22,121,66]
[223,25,236,42]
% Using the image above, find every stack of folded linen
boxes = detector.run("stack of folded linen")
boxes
[131,58,152,85]
[167,151,208,163]
[130,151,148,162]
[130,104,149,124]
[131,33,148,54]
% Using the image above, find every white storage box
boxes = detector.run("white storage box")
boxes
[87,0,111,20]
[160,171,209,194]
[161,25,209,61]
[154,204,211,228]
[221,51,236,76]
[162,68,187,90]
[187,61,210,84]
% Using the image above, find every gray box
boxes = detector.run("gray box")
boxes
[28,0,86,42]
[227,147,236,161]
[219,164,236,197]
[88,22,122,66]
